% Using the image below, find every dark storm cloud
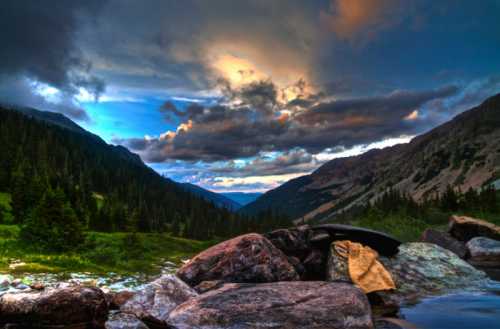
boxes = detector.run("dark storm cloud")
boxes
[0,1,104,94]
[0,0,105,121]
[115,82,460,162]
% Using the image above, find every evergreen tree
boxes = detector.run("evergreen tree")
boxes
[20,187,84,251]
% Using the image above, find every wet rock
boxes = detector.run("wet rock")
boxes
[449,215,500,242]
[193,280,225,294]
[106,312,149,329]
[327,242,488,306]
[168,281,373,329]
[177,233,299,286]
[121,274,197,326]
[0,286,108,328]
[420,228,467,258]
[466,237,500,267]
[107,290,135,309]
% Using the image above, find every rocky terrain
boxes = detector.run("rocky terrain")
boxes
[0,215,499,328]
[241,94,500,222]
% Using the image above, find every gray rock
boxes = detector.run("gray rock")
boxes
[327,242,488,305]
[0,286,108,327]
[168,281,373,329]
[177,233,299,286]
[106,312,150,329]
[121,274,197,326]
[420,228,467,258]
[466,236,500,267]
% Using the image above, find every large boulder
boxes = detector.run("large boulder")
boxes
[327,242,488,305]
[466,237,500,267]
[120,274,197,326]
[448,215,500,242]
[176,233,299,286]
[0,286,108,328]
[168,281,373,329]
[420,228,467,258]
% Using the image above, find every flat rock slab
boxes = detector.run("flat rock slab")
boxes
[466,236,500,267]
[449,215,500,242]
[0,286,108,328]
[168,281,373,329]
[312,224,401,256]
[121,274,197,325]
[420,228,467,258]
[327,242,488,306]
[177,233,299,286]
[379,243,488,304]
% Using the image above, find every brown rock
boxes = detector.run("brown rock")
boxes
[168,281,373,329]
[29,282,45,291]
[121,274,197,326]
[107,290,135,310]
[448,215,500,242]
[193,280,225,294]
[420,228,467,258]
[176,233,299,286]
[0,286,108,328]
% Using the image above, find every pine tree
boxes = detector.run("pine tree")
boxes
[20,187,84,252]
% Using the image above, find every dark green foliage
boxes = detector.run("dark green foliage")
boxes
[337,185,499,241]
[20,188,84,252]
[0,107,291,242]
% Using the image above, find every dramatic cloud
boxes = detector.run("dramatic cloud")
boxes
[0,1,105,120]
[81,0,319,98]
[115,82,459,162]
[2,1,499,191]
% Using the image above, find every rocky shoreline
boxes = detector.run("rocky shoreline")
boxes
[1,215,499,329]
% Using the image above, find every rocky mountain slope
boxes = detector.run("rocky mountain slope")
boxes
[241,93,500,222]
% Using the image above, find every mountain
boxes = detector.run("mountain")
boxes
[0,105,240,239]
[240,93,500,222]
[180,183,241,211]
[222,192,263,206]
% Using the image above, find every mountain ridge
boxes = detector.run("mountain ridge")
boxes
[240,93,500,222]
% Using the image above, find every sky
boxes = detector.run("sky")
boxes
[1,0,500,192]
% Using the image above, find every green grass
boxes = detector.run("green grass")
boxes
[0,225,215,275]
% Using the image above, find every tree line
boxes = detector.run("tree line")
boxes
[0,108,292,251]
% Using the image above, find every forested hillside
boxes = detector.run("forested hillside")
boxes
[0,107,290,245]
